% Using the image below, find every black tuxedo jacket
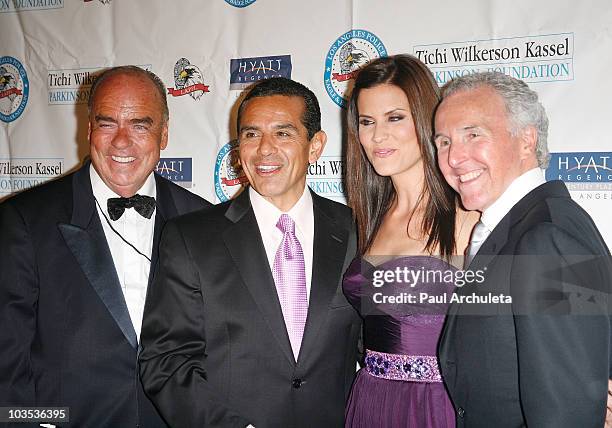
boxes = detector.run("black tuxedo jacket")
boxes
[438,181,611,427]
[139,188,361,428]
[0,163,210,427]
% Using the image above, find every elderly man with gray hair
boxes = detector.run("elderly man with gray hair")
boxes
[434,71,612,427]
[0,65,210,427]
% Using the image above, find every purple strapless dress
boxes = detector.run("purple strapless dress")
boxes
[343,256,456,428]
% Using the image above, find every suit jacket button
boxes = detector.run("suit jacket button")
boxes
[457,407,465,418]
[292,378,303,388]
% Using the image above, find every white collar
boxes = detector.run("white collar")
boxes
[89,164,156,205]
[481,167,546,232]
[249,184,313,232]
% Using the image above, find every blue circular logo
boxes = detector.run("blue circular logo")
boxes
[0,56,29,123]
[214,140,248,202]
[323,29,387,108]
[224,0,256,7]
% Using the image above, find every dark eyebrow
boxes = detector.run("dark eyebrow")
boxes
[130,117,154,126]
[385,108,408,115]
[358,108,408,118]
[273,123,298,132]
[239,123,299,133]
[94,115,154,126]
[94,115,117,123]
[239,125,260,134]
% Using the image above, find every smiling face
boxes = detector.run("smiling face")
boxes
[238,95,326,211]
[434,85,537,212]
[357,84,422,179]
[88,72,168,197]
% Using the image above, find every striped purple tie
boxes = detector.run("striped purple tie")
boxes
[273,214,308,360]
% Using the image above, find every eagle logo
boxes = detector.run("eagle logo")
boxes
[214,140,248,202]
[168,58,210,101]
[324,30,387,108]
[338,43,370,75]
[0,56,28,123]
[0,67,18,104]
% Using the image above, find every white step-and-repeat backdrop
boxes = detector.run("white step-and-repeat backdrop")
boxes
[1,0,611,247]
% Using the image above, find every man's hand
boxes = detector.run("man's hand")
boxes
[605,379,612,428]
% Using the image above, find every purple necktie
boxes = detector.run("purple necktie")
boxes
[273,214,308,360]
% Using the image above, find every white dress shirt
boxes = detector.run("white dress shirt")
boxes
[249,185,314,302]
[480,167,546,232]
[90,165,156,340]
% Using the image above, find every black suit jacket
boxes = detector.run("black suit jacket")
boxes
[438,180,612,427]
[139,188,361,428]
[0,163,210,427]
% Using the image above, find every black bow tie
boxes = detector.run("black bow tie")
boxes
[107,194,156,221]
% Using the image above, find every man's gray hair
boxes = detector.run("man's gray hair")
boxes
[88,65,169,122]
[441,72,550,168]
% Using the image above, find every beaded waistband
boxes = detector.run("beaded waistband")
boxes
[364,349,442,383]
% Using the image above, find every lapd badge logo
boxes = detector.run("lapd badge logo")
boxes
[0,56,29,123]
[168,58,210,100]
[224,0,256,8]
[324,30,387,108]
[214,140,248,202]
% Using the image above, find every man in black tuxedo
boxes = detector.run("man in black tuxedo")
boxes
[139,77,361,427]
[434,72,611,427]
[0,66,210,427]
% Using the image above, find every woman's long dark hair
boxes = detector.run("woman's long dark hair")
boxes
[345,54,457,257]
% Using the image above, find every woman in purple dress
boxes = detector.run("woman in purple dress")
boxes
[343,55,478,427]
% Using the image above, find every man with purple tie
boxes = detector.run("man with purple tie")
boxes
[139,78,361,427]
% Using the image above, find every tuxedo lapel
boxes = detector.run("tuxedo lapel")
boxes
[149,174,178,286]
[223,190,295,365]
[58,165,138,349]
[298,193,348,364]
